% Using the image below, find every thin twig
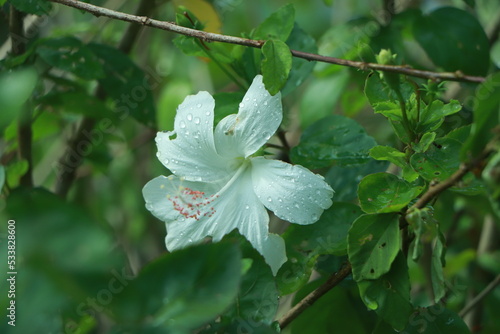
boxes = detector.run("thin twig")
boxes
[47,0,486,84]
[54,0,155,197]
[9,6,33,187]
[459,273,500,317]
[278,262,352,329]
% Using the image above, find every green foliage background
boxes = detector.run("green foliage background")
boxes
[1,0,500,333]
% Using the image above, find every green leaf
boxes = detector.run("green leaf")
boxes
[224,248,278,324]
[413,132,437,153]
[401,307,470,334]
[431,232,447,303]
[357,253,412,330]
[261,39,292,95]
[413,7,490,76]
[411,138,461,182]
[111,243,241,332]
[461,72,500,160]
[253,4,295,41]
[446,125,471,144]
[281,24,317,96]
[348,213,400,281]
[369,146,419,182]
[325,159,389,202]
[358,173,424,214]
[417,100,462,134]
[291,114,377,169]
[370,146,407,167]
[9,0,52,15]
[0,66,38,134]
[36,37,105,80]
[87,43,156,127]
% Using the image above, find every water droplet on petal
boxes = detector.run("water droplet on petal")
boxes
[179,121,186,128]
[194,117,201,124]
[157,137,162,141]
[239,102,245,108]
[278,197,283,203]
[205,111,211,116]
[245,205,250,210]
[294,203,300,209]
[264,101,268,106]
[311,214,319,221]
[164,158,170,164]
[187,113,193,121]
[197,103,202,108]
[267,197,272,202]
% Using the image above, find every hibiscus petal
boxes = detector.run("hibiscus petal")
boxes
[146,164,286,275]
[251,157,334,225]
[156,91,236,182]
[214,75,282,158]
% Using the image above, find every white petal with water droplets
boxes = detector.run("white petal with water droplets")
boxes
[157,91,236,182]
[214,75,282,158]
[251,157,334,225]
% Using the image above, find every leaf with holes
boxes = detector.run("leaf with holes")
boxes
[411,138,461,181]
[348,213,400,281]
[358,173,423,214]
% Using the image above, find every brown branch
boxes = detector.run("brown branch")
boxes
[278,262,352,330]
[54,0,155,197]
[47,0,486,84]
[10,6,33,187]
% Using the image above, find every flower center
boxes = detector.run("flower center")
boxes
[168,159,250,221]
[169,185,218,220]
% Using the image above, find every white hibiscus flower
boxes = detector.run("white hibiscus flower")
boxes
[143,75,333,274]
